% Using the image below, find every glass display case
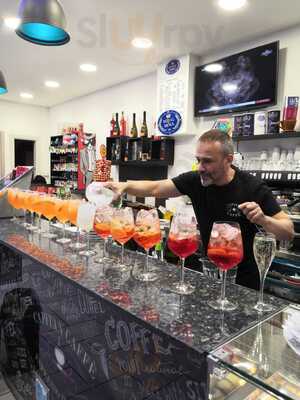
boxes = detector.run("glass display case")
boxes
[209,306,300,400]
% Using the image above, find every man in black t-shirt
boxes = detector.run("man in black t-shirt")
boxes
[104,130,294,290]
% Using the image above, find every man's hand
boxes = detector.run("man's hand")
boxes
[102,181,127,201]
[239,202,266,225]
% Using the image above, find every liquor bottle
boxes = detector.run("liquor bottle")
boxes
[113,113,121,136]
[160,139,166,160]
[124,141,129,162]
[130,113,138,138]
[110,114,115,137]
[115,143,121,160]
[120,111,127,136]
[140,111,148,137]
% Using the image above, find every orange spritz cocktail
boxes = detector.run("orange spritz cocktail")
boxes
[94,205,114,263]
[134,225,161,250]
[133,209,161,282]
[68,199,81,226]
[111,220,135,245]
[68,200,86,250]
[110,207,135,270]
[55,200,70,224]
[55,199,72,244]
[94,222,111,239]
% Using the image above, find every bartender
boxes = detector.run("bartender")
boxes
[104,129,294,290]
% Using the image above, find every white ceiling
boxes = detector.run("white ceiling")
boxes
[0,0,300,108]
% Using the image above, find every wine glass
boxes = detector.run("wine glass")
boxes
[253,232,276,313]
[94,205,114,263]
[110,207,135,271]
[7,188,19,223]
[40,196,58,239]
[31,192,46,235]
[24,191,38,231]
[55,199,72,244]
[69,200,86,250]
[167,209,200,295]
[207,222,243,311]
[77,201,97,257]
[133,209,161,282]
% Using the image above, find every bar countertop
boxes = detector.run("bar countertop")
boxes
[0,219,288,355]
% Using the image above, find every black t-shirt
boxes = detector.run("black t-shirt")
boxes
[172,168,281,290]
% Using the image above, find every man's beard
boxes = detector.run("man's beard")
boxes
[200,174,213,187]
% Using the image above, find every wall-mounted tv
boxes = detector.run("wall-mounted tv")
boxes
[194,41,279,117]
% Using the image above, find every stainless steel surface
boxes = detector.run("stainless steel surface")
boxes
[0,167,33,218]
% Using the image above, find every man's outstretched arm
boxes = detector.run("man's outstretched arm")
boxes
[103,179,181,200]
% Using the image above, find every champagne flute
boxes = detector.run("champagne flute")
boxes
[55,199,72,244]
[167,209,200,295]
[69,200,86,250]
[253,232,276,313]
[40,195,58,239]
[77,201,97,257]
[94,205,114,263]
[110,207,135,271]
[133,209,161,282]
[207,222,243,311]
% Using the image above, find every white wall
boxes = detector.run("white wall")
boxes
[48,26,300,181]
[0,101,50,179]
[170,25,300,177]
[1,25,295,183]
[49,73,157,180]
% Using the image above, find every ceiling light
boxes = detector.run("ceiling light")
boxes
[16,0,70,46]
[80,64,98,72]
[131,37,153,49]
[0,71,8,95]
[218,0,247,11]
[20,92,34,99]
[45,80,60,88]
[4,17,21,30]
[222,82,238,93]
[203,63,223,73]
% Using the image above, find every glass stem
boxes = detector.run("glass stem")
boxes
[103,238,107,258]
[31,212,34,226]
[221,270,227,304]
[180,258,185,285]
[144,249,149,274]
[63,223,66,239]
[87,233,90,251]
[121,244,125,265]
[38,215,42,232]
[259,272,267,305]
[76,227,80,244]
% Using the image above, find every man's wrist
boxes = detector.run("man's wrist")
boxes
[260,215,271,231]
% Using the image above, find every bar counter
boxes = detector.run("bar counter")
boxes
[0,219,288,400]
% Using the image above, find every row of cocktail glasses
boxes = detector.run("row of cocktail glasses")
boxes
[7,188,275,312]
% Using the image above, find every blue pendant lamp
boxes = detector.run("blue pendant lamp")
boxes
[0,71,8,95]
[16,0,70,46]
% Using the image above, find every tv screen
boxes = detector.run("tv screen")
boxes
[194,41,279,117]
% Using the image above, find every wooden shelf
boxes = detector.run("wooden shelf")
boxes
[233,132,300,142]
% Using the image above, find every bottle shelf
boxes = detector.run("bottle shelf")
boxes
[106,136,174,166]
[117,160,170,167]
[233,132,300,142]
[247,170,300,183]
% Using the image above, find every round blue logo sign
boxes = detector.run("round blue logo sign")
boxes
[158,110,182,135]
[165,59,180,75]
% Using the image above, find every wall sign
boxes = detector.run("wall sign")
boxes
[158,110,182,135]
[165,59,181,75]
